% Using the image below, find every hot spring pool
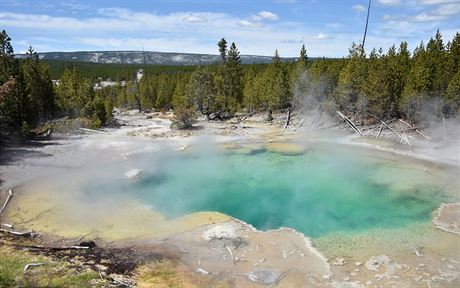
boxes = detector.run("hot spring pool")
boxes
[82,144,452,238]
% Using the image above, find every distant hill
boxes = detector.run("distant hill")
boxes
[16,51,296,65]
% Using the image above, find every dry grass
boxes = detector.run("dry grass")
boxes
[135,260,231,288]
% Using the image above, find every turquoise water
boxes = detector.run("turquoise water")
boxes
[85,146,448,237]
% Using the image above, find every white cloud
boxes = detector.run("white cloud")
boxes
[434,3,460,17]
[1,6,457,58]
[182,14,208,23]
[377,0,402,5]
[417,0,458,5]
[382,2,460,23]
[303,33,333,40]
[353,4,367,13]
[237,20,264,29]
[60,1,91,11]
[258,11,280,21]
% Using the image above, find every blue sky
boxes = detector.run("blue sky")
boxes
[0,0,459,57]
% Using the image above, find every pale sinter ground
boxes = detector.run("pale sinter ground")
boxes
[1,109,459,287]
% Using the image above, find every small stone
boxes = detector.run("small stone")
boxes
[418,263,425,267]
[86,260,95,265]
[365,255,390,272]
[332,257,347,266]
[95,264,108,271]
[350,272,358,276]
[355,262,362,267]
[343,277,351,281]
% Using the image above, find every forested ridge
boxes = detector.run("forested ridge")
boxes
[1,29,459,138]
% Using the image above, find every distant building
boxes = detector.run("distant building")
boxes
[136,69,144,82]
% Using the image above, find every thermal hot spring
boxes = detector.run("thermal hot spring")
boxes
[8,138,459,250]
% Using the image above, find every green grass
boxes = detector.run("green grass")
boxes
[0,247,103,288]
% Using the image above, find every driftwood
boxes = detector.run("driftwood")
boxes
[399,119,430,140]
[0,189,13,215]
[24,262,46,273]
[383,120,411,145]
[283,106,292,131]
[111,277,134,287]
[1,223,14,229]
[239,112,256,122]
[0,229,38,238]
[371,116,411,145]
[16,244,90,251]
[376,123,383,139]
[336,111,363,135]
[78,128,106,134]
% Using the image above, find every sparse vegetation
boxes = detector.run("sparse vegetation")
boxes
[0,247,102,288]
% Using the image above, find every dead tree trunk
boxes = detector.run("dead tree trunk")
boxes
[336,111,363,135]
[399,119,430,140]
[283,105,292,131]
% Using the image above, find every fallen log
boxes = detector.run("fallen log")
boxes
[0,229,38,238]
[1,223,14,229]
[336,111,363,136]
[381,119,411,145]
[6,243,91,251]
[78,128,106,134]
[399,119,430,140]
[283,106,292,131]
[376,123,383,139]
[369,115,411,145]
[0,189,13,215]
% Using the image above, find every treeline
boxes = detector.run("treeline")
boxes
[1,29,459,138]
[0,30,114,141]
[156,31,459,128]
[44,60,198,81]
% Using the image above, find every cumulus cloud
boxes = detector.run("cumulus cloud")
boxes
[237,19,264,29]
[258,11,280,21]
[303,33,333,40]
[182,14,208,23]
[377,0,401,5]
[382,2,460,23]
[417,0,458,4]
[1,4,457,58]
[353,4,367,13]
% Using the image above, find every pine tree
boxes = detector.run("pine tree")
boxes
[217,38,228,64]
[0,30,32,134]
[186,65,216,117]
[22,46,56,123]
[336,42,367,113]
[56,69,94,117]
[223,42,243,113]
[263,50,292,110]
[139,75,157,110]
[299,44,308,66]
[0,30,15,84]
[291,45,310,109]
[445,70,460,116]
[172,73,196,129]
